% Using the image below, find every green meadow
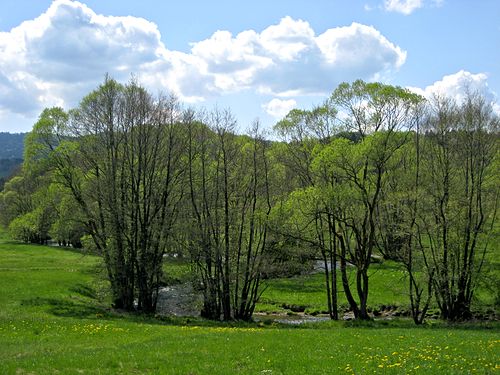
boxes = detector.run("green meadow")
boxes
[257,261,414,315]
[0,230,498,374]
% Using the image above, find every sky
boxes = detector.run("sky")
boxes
[0,0,499,134]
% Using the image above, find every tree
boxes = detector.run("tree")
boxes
[376,126,434,325]
[273,105,341,319]
[313,80,423,319]
[272,184,339,319]
[48,184,86,248]
[0,166,56,244]
[27,77,186,312]
[232,122,272,320]
[0,175,35,228]
[186,109,272,320]
[418,93,499,320]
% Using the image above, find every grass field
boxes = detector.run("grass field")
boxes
[257,250,498,316]
[0,230,498,374]
[257,261,411,315]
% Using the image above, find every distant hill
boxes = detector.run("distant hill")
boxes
[0,132,26,160]
[0,133,26,185]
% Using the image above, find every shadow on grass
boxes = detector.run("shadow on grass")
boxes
[341,317,500,331]
[69,283,97,299]
[16,275,498,332]
[18,295,498,332]
[19,282,110,318]
[122,313,500,332]
[0,239,22,245]
[51,245,102,257]
[21,297,111,318]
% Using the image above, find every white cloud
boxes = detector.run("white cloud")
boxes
[262,98,297,119]
[409,70,500,114]
[193,18,406,97]
[384,0,423,14]
[0,0,406,127]
[0,0,168,116]
[259,17,315,62]
[382,0,444,14]
[410,70,492,101]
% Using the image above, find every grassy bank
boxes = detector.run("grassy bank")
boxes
[0,231,498,374]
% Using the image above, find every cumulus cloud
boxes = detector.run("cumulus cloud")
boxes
[408,70,500,115]
[262,98,297,119]
[192,18,406,97]
[0,0,406,124]
[0,0,168,116]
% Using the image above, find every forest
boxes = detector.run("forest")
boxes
[0,132,25,190]
[1,76,498,324]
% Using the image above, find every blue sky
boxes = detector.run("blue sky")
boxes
[0,0,499,133]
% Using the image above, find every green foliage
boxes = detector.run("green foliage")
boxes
[24,107,69,174]
[329,80,424,136]
[48,186,85,247]
[8,212,38,242]
[0,176,29,227]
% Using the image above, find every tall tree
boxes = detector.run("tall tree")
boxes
[27,77,186,312]
[314,80,423,319]
[376,124,434,325]
[419,93,499,320]
[273,105,340,319]
[186,110,272,320]
[232,122,272,320]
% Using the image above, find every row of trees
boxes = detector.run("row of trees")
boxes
[272,82,498,322]
[1,77,498,322]
[1,77,277,318]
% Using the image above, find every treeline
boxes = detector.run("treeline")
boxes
[0,132,26,190]
[0,158,22,184]
[0,77,498,323]
[0,132,25,160]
